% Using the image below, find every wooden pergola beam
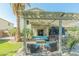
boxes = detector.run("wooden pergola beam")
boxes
[19,10,79,20]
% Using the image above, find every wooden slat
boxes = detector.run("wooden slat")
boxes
[19,9,79,20]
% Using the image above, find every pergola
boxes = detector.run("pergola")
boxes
[22,8,79,20]
[20,8,79,55]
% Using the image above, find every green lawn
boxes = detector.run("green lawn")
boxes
[0,40,22,56]
[0,40,8,44]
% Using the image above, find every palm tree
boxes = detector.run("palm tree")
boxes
[11,3,25,42]
[11,3,31,55]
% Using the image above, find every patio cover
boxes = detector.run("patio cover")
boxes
[19,8,79,20]
[19,8,79,27]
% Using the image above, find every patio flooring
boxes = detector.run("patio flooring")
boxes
[16,49,61,56]
[16,50,79,56]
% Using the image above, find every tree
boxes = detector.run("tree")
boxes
[11,3,25,42]
[8,27,16,36]
[11,3,31,55]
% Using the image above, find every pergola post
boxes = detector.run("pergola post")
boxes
[59,19,62,55]
[23,17,27,55]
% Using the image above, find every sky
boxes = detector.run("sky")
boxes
[0,3,79,26]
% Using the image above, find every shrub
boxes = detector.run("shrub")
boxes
[66,36,77,52]
[8,28,16,36]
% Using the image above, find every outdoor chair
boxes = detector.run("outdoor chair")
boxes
[49,35,58,41]
[27,44,41,53]
[46,42,58,52]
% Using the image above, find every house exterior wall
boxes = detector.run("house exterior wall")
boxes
[0,18,14,31]
[20,18,24,33]
[20,19,50,36]
[32,25,49,36]
[0,18,14,37]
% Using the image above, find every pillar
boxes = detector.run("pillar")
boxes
[59,19,62,55]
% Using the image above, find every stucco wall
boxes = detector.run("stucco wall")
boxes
[32,25,49,36]
[0,18,13,31]
[20,18,24,33]
[20,20,49,36]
